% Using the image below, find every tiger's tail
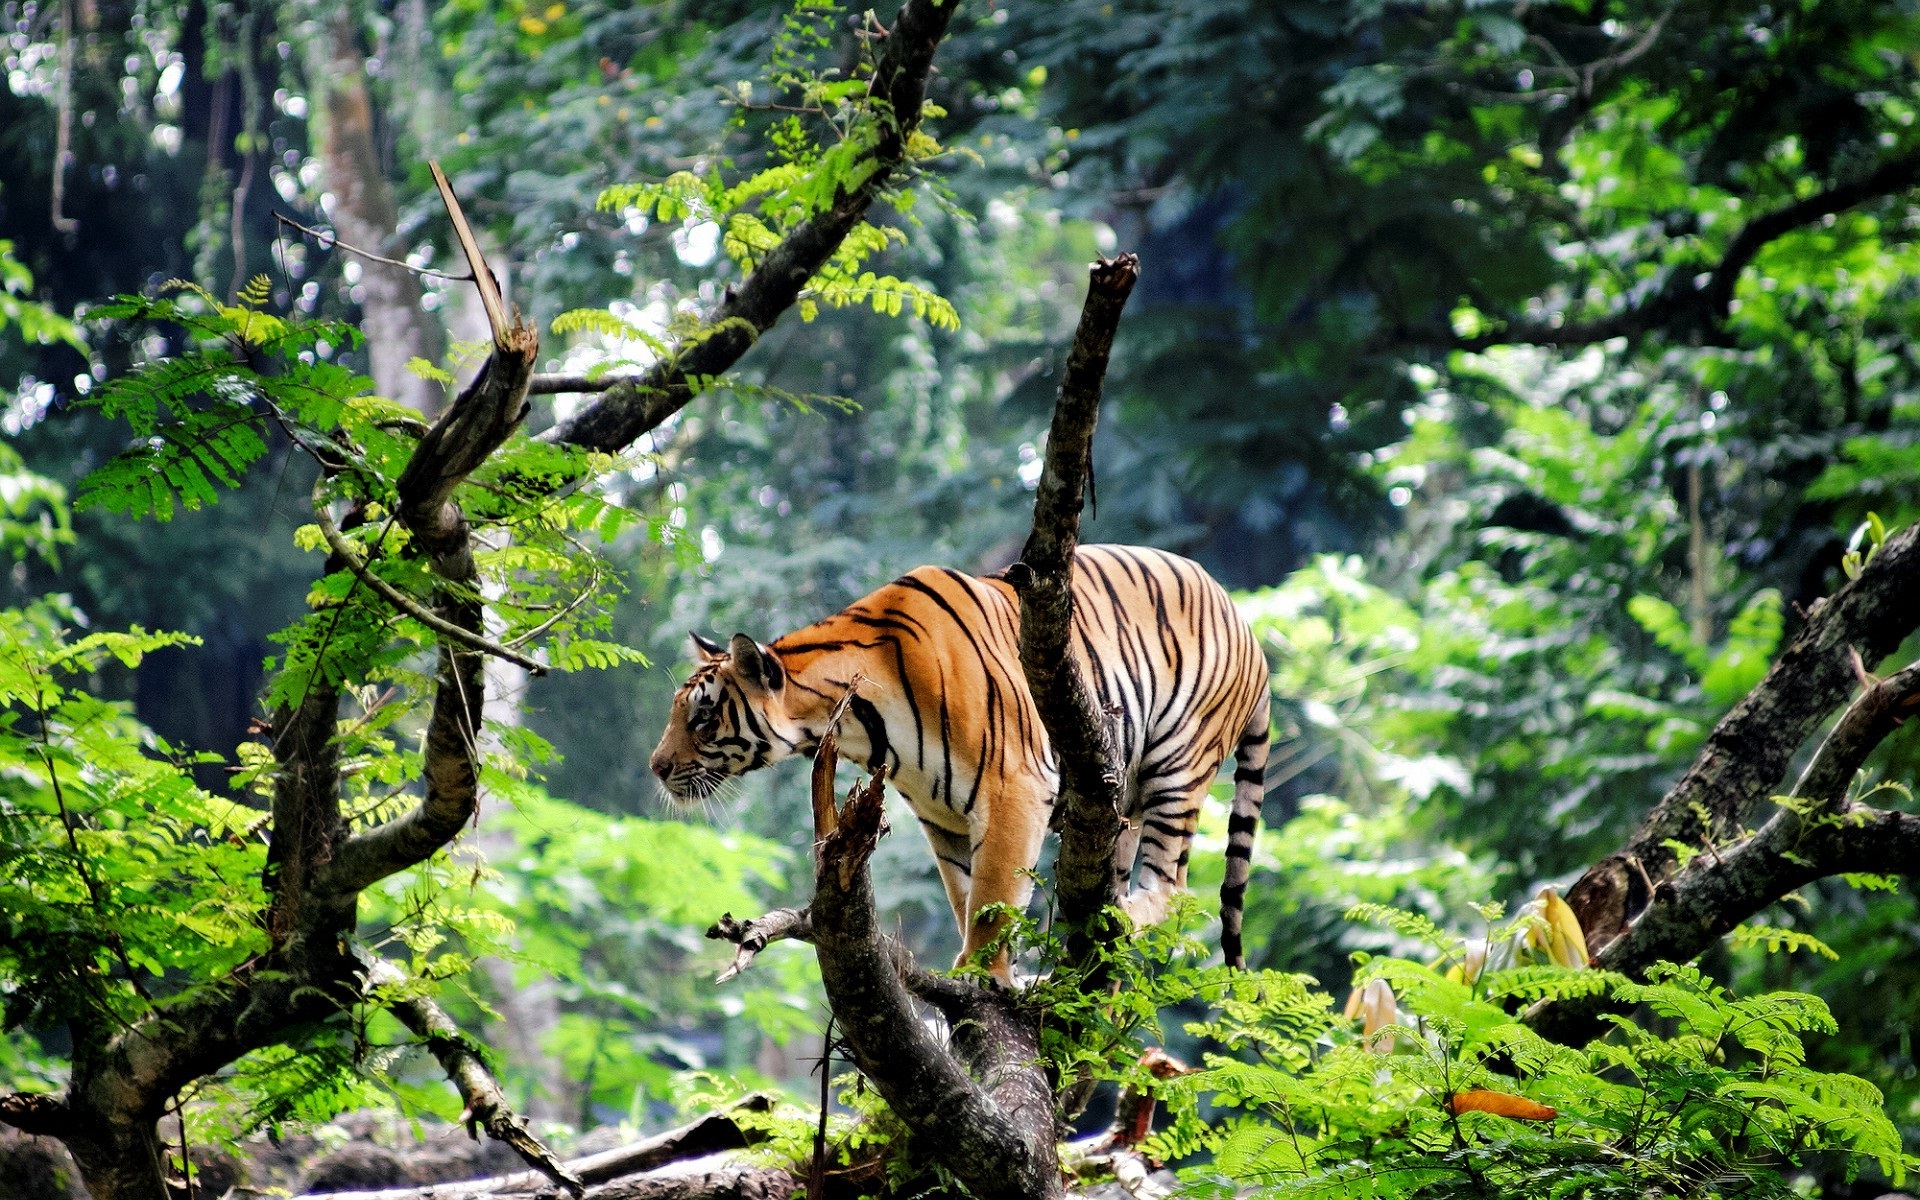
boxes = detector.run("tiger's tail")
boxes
[1220,689,1270,969]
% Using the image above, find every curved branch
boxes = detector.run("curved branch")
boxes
[541,0,961,455]
[373,962,581,1197]
[1565,522,1920,955]
[311,493,547,676]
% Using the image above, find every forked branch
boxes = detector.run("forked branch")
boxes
[1564,522,1920,956]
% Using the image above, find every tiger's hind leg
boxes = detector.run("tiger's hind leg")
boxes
[1117,764,1219,931]
[918,820,975,945]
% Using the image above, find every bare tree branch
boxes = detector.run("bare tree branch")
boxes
[707,908,812,983]
[541,0,961,455]
[296,1101,777,1200]
[1565,523,1920,955]
[1005,254,1141,965]
[303,1158,797,1200]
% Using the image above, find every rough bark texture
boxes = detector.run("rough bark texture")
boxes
[806,738,1061,1200]
[1530,542,1920,1044]
[1007,255,1140,962]
[315,12,446,416]
[539,0,960,453]
[1565,522,1920,955]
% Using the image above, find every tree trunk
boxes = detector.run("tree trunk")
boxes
[312,11,445,416]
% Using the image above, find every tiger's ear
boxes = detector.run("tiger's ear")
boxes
[728,632,785,690]
[689,631,725,660]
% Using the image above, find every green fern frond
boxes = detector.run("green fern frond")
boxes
[1344,902,1463,956]
[1730,924,1840,960]
[76,401,269,521]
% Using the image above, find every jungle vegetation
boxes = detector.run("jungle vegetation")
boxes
[3,0,1920,1196]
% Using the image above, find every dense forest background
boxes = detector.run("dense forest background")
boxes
[4,0,1920,1195]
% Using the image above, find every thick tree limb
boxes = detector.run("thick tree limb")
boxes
[1531,655,1920,1042]
[541,0,959,455]
[383,980,582,1197]
[1006,254,1140,964]
[1393,150,1920,352]
[1565,523,1920,955]
[805,733,1060,1200]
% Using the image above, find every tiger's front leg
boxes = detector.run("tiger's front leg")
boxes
[958,781,1051,982]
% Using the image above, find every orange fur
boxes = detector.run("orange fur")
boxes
[650,545,1272,977]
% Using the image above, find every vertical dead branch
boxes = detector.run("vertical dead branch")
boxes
[1006,254,1141,965]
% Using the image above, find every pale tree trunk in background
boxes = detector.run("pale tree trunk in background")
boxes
[313,10,445,415]
[472,645,570,1126]
[314,4,566,1121]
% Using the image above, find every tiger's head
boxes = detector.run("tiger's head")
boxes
[649,631,800,802]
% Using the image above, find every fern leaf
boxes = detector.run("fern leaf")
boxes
[1729,924,1840,960]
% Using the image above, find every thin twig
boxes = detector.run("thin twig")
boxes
[311,485,548,675]
[274,213,476,283]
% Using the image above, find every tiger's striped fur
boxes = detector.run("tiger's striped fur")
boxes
[649,544,1271,973]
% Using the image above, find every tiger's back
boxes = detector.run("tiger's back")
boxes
[651,545,1271,972]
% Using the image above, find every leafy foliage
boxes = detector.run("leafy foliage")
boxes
[1156,910,1915,1199]
[76,282,362,521]
[0,599,263,1053]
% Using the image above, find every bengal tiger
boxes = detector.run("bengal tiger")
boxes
[648,544,1271,977]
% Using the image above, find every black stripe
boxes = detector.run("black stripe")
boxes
[849,695,891,773]
[1234,768,1265,785]
[1227,812,1260,835]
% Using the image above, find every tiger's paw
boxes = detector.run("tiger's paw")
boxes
[1119,887,1174,931]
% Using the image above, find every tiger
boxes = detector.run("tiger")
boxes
[649,544,1271,977]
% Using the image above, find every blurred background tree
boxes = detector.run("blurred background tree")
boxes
[3,0,1917,1173]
